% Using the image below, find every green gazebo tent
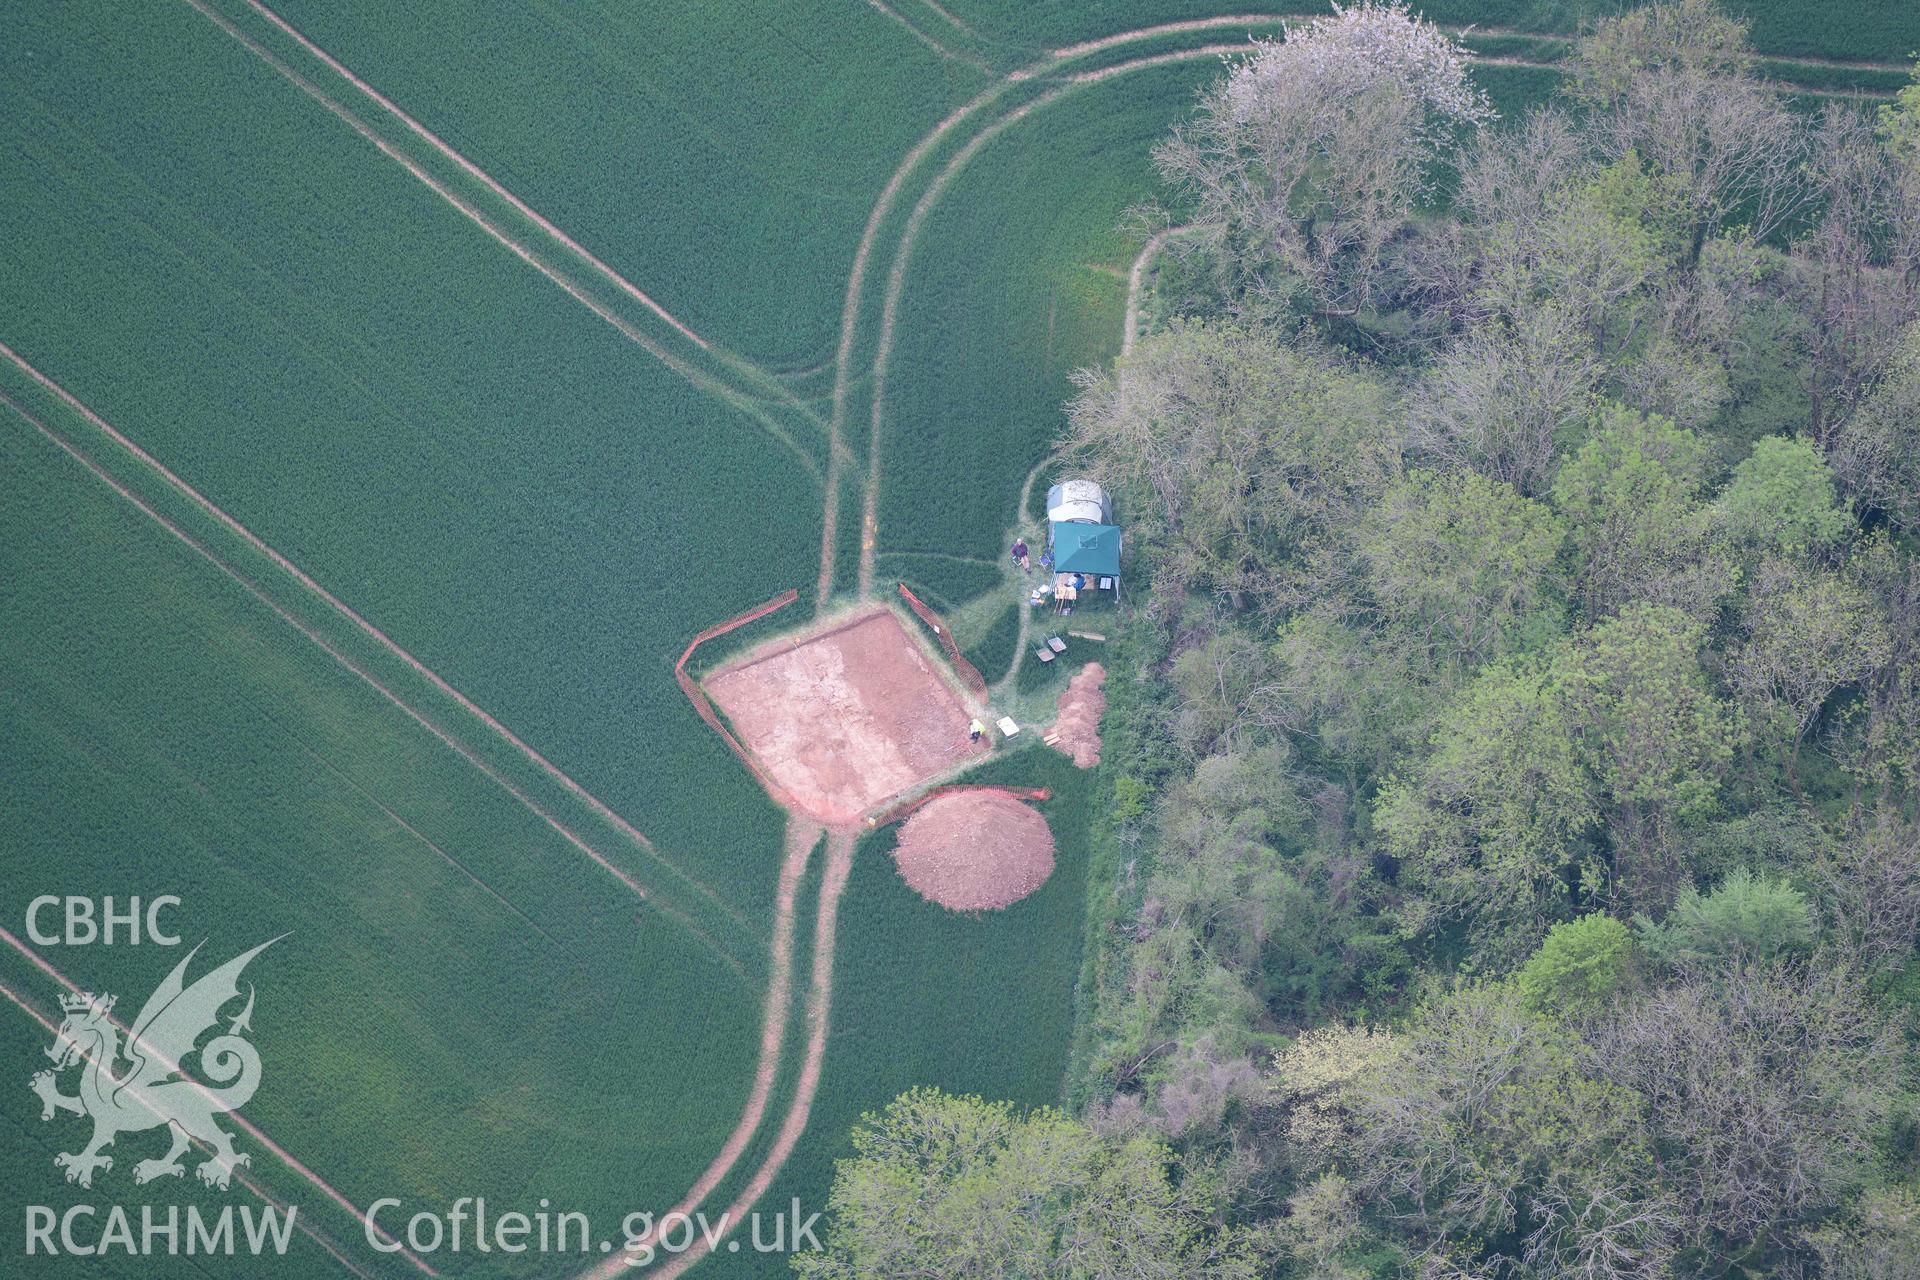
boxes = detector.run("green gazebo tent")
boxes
[1049,521,1122,594]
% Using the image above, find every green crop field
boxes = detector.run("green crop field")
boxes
[0,0,815,921]
[933,0,1920,62]
[262,0,984,371]
[0,422,759,1278]
[2,0,1911,1277]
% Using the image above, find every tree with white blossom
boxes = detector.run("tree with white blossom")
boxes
[1156,2,1491,321]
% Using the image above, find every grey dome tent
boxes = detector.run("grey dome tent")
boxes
[1046,479,1113,525]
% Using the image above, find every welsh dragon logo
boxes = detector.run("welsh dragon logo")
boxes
[29,939,279,1190]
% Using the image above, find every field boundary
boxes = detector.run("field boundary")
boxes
[897,583,990,696]
[673,589,804,813]
[847,16,1908,676]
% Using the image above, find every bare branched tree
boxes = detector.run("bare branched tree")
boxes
[1568,0,1812,262]
[1345,987,1679,1279]
[1731,558,1894,796]
[1593,965,1906,1260]
[1814,810,1920,975]
[1795,108,1920,438]
[1452,108,1588,235]
[1156,2,1490,319]
[1409,304,1600,495]
[1830,320,1920,531]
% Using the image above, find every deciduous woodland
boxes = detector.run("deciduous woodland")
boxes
[803,4,1920,1277]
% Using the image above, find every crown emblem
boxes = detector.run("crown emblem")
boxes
[59,992,111,1016]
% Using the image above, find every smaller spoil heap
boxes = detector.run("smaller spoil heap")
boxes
[1048,662,1107,769]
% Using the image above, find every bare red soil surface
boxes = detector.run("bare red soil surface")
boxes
[704,608,984,826]
[891,788,1056,911]
[1047,661,1106,768]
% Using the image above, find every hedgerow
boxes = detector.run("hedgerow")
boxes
[1062,622,1176,1112]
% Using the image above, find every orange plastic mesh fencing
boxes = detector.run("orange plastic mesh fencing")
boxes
[895,583,988,697]
[868,785,1052,830]
[674,589,800,809]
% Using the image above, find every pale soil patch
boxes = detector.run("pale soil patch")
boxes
[705,608,986,826]
[892,788,1057,911]
[1046,661,1106,768]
